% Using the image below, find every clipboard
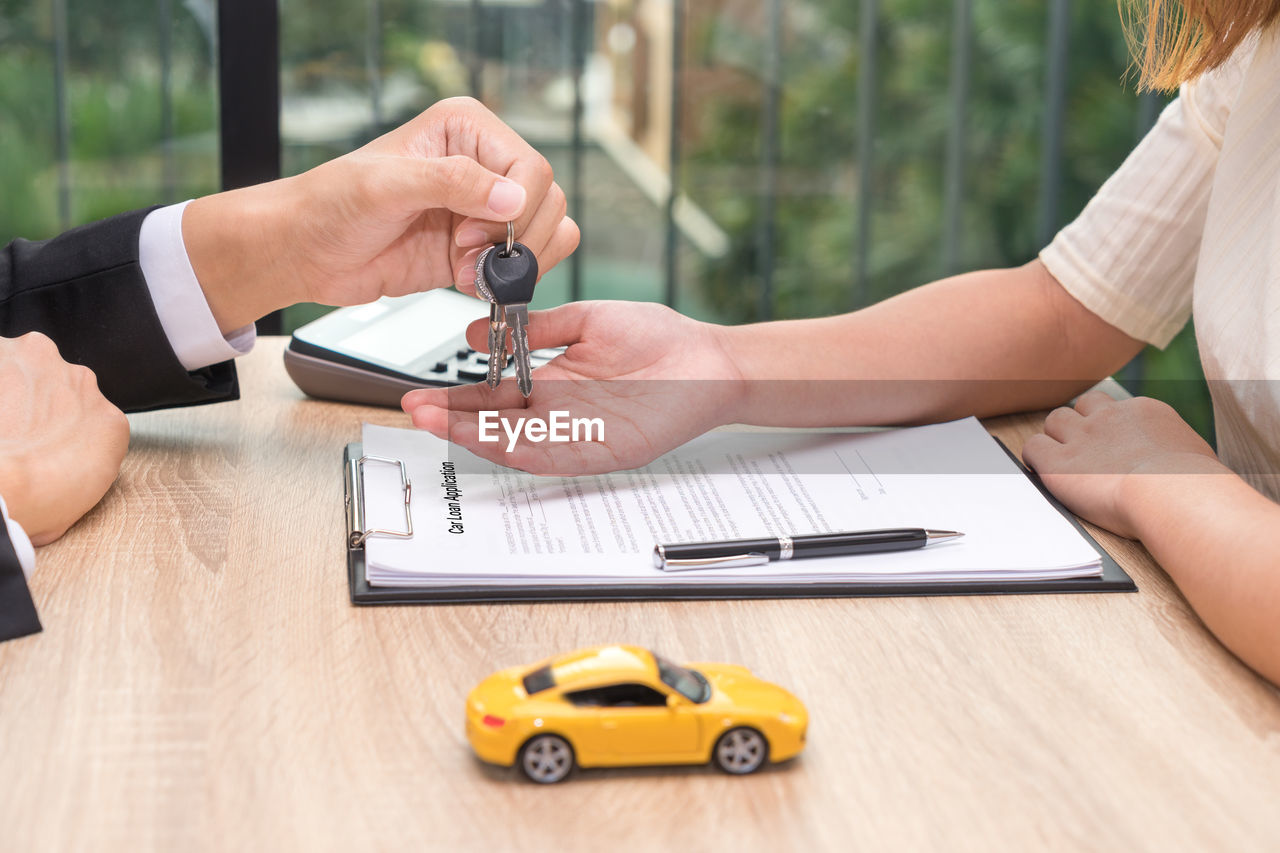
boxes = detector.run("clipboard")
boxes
[342,441,1136,604]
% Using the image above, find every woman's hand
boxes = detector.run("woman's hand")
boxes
[183,97,579,333]
[401,301,743,475]
[1021,390,1224,538]
[1026,390,1280,685]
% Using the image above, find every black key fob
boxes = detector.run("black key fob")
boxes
[482,241,538,305]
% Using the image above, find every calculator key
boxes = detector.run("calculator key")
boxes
[456,367,488,381]
[457,348,472,359]
[431,362,448,373]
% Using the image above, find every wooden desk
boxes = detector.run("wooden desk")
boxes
[3,338,1277,851]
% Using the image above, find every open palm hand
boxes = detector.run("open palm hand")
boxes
[402,301,742,475]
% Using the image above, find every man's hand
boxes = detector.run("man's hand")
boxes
[401,301,742,475]
[1022,390,1224,538]
[183,97,579,333]
[0,334,130,545]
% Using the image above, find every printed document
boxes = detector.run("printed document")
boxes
[359,418,1102,587]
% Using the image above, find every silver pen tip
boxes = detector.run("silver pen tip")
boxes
[925,529,965,542]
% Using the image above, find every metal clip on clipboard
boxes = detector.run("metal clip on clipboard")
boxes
[345,454,413,549]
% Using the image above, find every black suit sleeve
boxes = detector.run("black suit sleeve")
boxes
[0,207,240,413]
[0,519,41,643]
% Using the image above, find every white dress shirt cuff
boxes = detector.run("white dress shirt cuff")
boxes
[0,496,36,580]
[139,200,256,371]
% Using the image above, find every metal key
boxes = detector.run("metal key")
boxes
[484,243,539,397]
[473,243,506,386]
[478,232,539,396]
[474,222,520,388]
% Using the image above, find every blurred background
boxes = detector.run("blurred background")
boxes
[0,0,1211,439]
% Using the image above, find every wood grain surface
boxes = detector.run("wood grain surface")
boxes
[1,338,1277,852]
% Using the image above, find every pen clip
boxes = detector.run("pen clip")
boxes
[658,553,771,572]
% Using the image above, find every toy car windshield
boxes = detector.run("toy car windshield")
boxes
[654,654,711,703]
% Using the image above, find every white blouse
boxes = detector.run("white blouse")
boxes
[1040,30,1280,501]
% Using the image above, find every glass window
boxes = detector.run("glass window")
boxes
[0,0,218,242]
[268,0,1207,437]
[0,1,1210,438]
[522,664,554,695]
[654,654,710,704]
[564,682,668,708]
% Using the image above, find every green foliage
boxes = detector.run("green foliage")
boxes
[678,0,1211,440]
[686,0,1151,320]
[0,46,57,241]
[0,1,217,240]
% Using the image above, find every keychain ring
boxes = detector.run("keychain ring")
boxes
[504,221,515,256]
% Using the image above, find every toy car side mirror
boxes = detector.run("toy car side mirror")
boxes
[666,693,686,708]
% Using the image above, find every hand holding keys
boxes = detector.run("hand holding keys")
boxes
[474,222,539,397]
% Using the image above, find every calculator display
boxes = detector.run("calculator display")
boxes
[289,289,558,386]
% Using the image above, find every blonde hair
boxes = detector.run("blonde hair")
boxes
[1124,0,1280,90]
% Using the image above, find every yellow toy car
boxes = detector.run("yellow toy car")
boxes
[465,645,808,783]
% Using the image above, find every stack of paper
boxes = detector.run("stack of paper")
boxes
[358,417,1102,589]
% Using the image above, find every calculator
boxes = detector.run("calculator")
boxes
[283,289,562,407]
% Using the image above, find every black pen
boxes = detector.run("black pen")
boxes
[653,528,964,571]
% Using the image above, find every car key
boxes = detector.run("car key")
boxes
[480,235,539,397]
[473,243,506,387]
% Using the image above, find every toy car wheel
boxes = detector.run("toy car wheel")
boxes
[518,734,575,784]
[713,727,769,775]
